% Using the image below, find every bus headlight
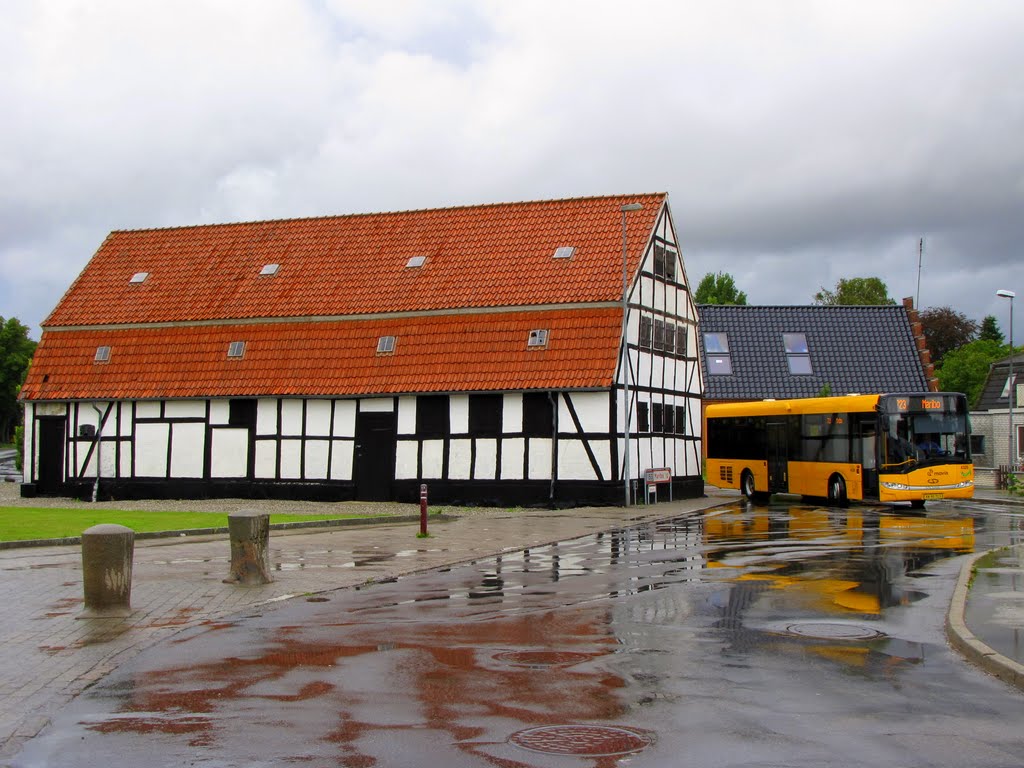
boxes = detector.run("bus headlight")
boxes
[881,481,910,491]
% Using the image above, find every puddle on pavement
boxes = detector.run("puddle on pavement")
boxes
[21,499,1018,768]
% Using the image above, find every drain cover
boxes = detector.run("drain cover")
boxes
[785,622,886,641]
[305,597,329,603]
[509,725,653,756]
[494,651,591,668]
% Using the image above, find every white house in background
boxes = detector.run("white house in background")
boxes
[968,353,1023,483]
[20,193,704,506]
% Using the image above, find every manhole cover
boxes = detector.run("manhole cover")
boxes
[785,622,885,641]
[508,725,653,756]
[494,651,591,668]
[305,597,329,603]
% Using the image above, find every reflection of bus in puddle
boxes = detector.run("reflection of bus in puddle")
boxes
[703,504,974,616]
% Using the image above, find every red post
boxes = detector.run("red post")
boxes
[419,483,428,536]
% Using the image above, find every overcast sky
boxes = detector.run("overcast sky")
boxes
[3,0,1023,339]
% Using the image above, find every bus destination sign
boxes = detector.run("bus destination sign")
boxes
[892,396,945,412]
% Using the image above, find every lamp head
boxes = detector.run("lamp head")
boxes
[997,289,1016,299]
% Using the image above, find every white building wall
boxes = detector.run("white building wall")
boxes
[449,439,472,479]
[135,423,169,477]
[395,440,418,479]
[501,437,525,479]
[211,429,248,477]
[474,439,497,479]
[305,400,332,437]
[528,438,553,479]
[503,394,523,433]
[170,422,205,477]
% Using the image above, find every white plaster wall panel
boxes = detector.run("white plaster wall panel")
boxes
[305,400,332,437]
[676,440,690,475]
[590,441,612,479]
[421,439,444,478]
[360,398,394,413]
[333,400,356,437]
[397,396,416,435]
[501,438,525,479]
[330,440,354,480]
[650,365,664,391]
[211,429,248,477]
[281,400,304,437]
[136,401,161,419]
[255,440,277,478]
[135,423,169,477]
[100,444,118,478]
[395,440,418,479]
[257,399,278,434]
[279,440,302,478]
[305,440,330,479]
[528,437,552,480]
[165,400,206,419]
[565,392,609,434]
[652,280,667,309]
[22,405,34,478]
[559,440,597,480]
[450,395,469,435]
[170,422,205,478]
[119,442,133,478]
[474,439,497,480]
[209,400,229,425]
[503,394,523,434]
[448,439,472,479]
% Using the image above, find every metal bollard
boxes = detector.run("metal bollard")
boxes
[223,510,273,585]
[79,524,134,618]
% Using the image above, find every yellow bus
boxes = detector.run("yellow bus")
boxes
[705,393,974,507]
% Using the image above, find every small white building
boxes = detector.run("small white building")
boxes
[969,353,1023,486]
[20,194,704,506]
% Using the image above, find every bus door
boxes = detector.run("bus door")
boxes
[767,421,789,493]
[855,416,879,499]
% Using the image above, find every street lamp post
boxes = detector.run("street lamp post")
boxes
[997,289,1016,472]
[620,203,643,506]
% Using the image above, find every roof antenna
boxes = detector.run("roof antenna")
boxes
[915,237,923,310]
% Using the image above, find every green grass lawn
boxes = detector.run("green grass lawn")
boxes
[0,507,364,542]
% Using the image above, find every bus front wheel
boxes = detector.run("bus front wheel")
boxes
[827,474,848,507]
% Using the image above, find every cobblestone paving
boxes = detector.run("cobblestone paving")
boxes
[0,481,720,764]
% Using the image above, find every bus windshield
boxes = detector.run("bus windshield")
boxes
[879,394,970,468]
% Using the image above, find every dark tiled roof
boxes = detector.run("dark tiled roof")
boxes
[974,353,1024,412]
[697,305,929,400]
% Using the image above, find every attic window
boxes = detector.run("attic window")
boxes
[405,255,427,268]
[653,243,677,282]
[1001,373,1018,399]
[704,333,731,375]
[259,263,280,276]
[783,333,812,375]
[227,341,246,358]
[129,272,149,284]
[377,336,396,354]
[553,246,576,260]
[527,329,549,348]
[94,345,111,363]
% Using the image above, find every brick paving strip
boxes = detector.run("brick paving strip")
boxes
[0,481,725,763]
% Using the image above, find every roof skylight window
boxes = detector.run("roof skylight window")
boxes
[259,263,280,276]
[703,333,731,375]
[227,341,246,358]
[129,272,149,284]
[553,246,576,260]
[783,333,812,375]
[527,329,549,348]
[94,345,111,363]
[405,255,427,268]
[377,336,396,354]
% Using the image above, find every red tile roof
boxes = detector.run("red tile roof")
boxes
[22,308,623,400]
[45,194,666,327]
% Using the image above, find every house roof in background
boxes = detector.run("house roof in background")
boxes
[44,193,665,328]
[973,352,1024,412]
[697,304,929,400]
[22,307,622,401]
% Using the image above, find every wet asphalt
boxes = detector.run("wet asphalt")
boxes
[12,498,1024,768]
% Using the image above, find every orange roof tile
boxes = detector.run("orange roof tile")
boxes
[22,308,623,401]
[44,194,666,327]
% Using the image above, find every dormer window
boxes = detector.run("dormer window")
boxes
[129,272,149,284]
[94,345,111,363]
[377,336,396,354]
[527,329,549,348]
[553,246,576,260]
[259,263,280,276]
[405,256,427,268]
[227,341,246,358]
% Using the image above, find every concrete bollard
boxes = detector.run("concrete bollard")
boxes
[223,510,273,586]
[79,524,135,618]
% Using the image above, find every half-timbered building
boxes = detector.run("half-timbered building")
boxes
[20,193,704,506]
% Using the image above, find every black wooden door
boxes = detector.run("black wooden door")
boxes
[354,411,396,501]
[37,417,66,495]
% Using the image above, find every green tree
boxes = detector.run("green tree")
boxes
[935,339,1006,406]
[694,272,748,305]
[978,315,1004,344]
[0,317,37,443]
[813,276,896,306]
[919,306,977,365]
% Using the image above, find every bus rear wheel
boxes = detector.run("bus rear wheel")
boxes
[827,474,848,507]
[741,470,768,504]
